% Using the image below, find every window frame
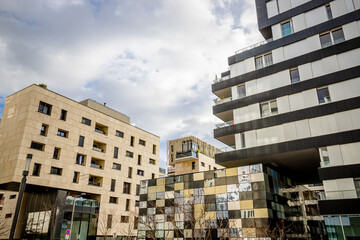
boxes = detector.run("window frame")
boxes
[40,124,48,136]
[53,147,61,159]
[237,84,246,99]
[260,99,278,117]
[289,68,300,84]
[317,86,331,104]
[112,163,121,170]
[281,19,293,37]
[115,130,124,138]
[57,129,68,138]
[38,101,52,115]
[60,109,67,121]
[137,169,144,176]
[320,27,345,48]
[123,182,131,194]
[78,135,85,147]
[255,52,273,70]
[32,163,41,176]
[30,141,45,151]
[50,167,62,176]
[81,117,91,126]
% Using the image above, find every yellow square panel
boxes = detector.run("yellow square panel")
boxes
[242,228,256,238]
[156,199,165,207]
[254,208,269,218]
[215,185,227,194]
[205,211,216,220]
[228,201,240,210]
[157,178,165,186]
[204,186,215,195]
[184,229,192,238]
[194,204,205,218]
[184,189,194,197]
[193,172,204,181]
[148,193,156,201]
[250,173,265,182]
[174,182,184,190]
[156,185,165,192]
[229,219,242,228]
[226,168,238,176]
[195,219,205,229]
[148,186,157,193]
[240,200,253,209]
[165,191,174,199]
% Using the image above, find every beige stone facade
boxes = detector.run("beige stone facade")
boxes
[0,84,160,239]
[167,136,224,175]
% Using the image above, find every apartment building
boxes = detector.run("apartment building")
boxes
[0,84,160,239]
[167,136,224,176]
[212,0,360,238]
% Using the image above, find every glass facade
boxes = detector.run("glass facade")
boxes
[325,215,360,240]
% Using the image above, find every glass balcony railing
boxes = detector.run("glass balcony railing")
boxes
[176,151,198,159]
[217,145,236,153]
[215,120,234,129]
[88,181,101,187]
[90,163,103,169]
[235,38,273,55]
[320,161,331,167]
[92,146,104,152]
[213,75,231,83]
[95,128,105,134]
[213,96,232,105]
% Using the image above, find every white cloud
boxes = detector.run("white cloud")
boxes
[0,0,263,166]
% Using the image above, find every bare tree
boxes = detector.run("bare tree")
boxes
[0,212,11,239]
[96,208,119,240]
[265,219,294,240]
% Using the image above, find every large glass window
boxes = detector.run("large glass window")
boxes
[317,86,331,104]
[264,53,273,67]
[290,68,300,83]
[281,20,293,37]
[320,28,345,48]
[326,4,333,20]
[260,100,278,117]
[255,52,273,70]
[255,56,263,69]
[237,84,246,98]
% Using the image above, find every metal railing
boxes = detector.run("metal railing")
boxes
[217,145,236,153]
[213,74,230,83]
[213,97,232,105]
[215,120,234,129]
[235,38,273,55]
[92,146,104,152]
[90,163,103,169]
[88,181,101,187]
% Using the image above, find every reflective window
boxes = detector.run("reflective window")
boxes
[290,68,300,83]
[281,20,292,37]
[317,86,331,104]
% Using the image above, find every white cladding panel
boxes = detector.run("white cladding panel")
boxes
[283,35,319,60]
[256,125,285,146]
[309,115,338,137]
[267,0,279,18]
[295,120,311,139]
[230,61,246,77]
[345,0,357,11]
[277,96,291,114]
[343,21,360,40]
[246,80,257,97]
[327,145,344,166]
[292,13,306,32]
[235,133,241,150]
[350,109,360,129]
[302,89,318,108]
[330,78,360,102]
[311,55,340,78]
[334,111,353,132]
[278,0,292,13]
[355,0,360,9]
[233,103,259,124]
[340,142,360,165]
[298,63,313,81]
[291,0,310,8]
[246,130,258,148]
[289,92,305,111]
[304,6,328,28]
[272,23,282,41]
[272,47,285,64]
[231,86,237,100]
[338,48,360,70]
[331,0,350,18]
[245,58,255,73]
[283,122,298,141]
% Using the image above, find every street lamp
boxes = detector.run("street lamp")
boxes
[9,154,32,240]
[69,193,85,240]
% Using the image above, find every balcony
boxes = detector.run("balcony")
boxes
[235,38,273,55]
[95,123,108,135]
[92,140,106,153]
[217,145,235,153]
[90,157,104,170]
[88,175,103,187]
[215,120,234,129]
[213,96,232,105]
[213,74,230,83]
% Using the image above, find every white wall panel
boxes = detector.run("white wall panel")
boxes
[289,92,305,111]
[292,13,306,32]
[284,36,319,60]
[350,109,360,129]
[257,125,284,146]
[277,96,290,114]
[302,89,318,109]
[309,115,338,137]
[355,0,360,9]
[233,104,259,124]
[291,0,310,8]
[331,0,348,18]
[338,48,360,70]
[311,59,324,78]
[322,55,340,76]
[267,0,279,18]
[343,22,360,40]
[256,74,273,94]
[272,23,282,41]
[345,0,356,11]
[246,130,258,148]
[272,47,285,64]
[283,122,298,141]
[231,86,237,100]
[246,80,257,97]
[278,0,292,13]
[304,6,327,28]
[340,142,360,165]
[334,111,353,132]
[336,178,356,191]
[295,120,311,139]
[230,61,246,78]
[298,63,313,81]
[235,133,241,150]
[324,179,337,192]
[330,78,360,102]
[327,145,344,166]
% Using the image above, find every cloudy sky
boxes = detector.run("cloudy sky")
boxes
[0,0,262,167]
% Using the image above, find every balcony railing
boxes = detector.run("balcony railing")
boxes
[92,146,104,152]
[95,128,105,134]
[88,181,101,187]
[213,74,231,83]
[320,161,330,167]
[90,163,103,169]
[215,120,234,129]
[235,38,273,55]
[176,151,197,159]
[213,97,232,105]
[217,145,236,153]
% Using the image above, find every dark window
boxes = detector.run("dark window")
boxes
[121,216,129,223]
[78,136,84,147]
[81,117,91,126]
[320,28,345,48]
[115,130,124,138]
[30,141,44,151]
[109,197,118,204]
[241,133,246,149]
[57,129,68,138]
[60,109,67,121]
[107,215,112,229]
[130,136,134,147]
[32,163,41,176]
[73,172,79,183]
[137,169,144,176]
[5,213,12,218]
[320,32,332,48]
[152,173,155,179]
[114,147,118,159]
[128,167,132,178]
[40,124,48,136]
[153,145,156,154]
[10,194,16,199]
[136,184,140,196]
[111,179,116,192]
[53,148,60,159]
[260,100,278,117]
[112,163,121,170]
[255,56,263,69]
[317,87,331,104]
[126,151,133,158]
[149,159,156,165]
[76,154,86,165]
[326,4,333,20]
[171,145,174,152]
[123,182,131,194]
[192,162,196,170]
[255,53,273,69]
[126,199,130,211]
[38,101,52,115]
[332,28,345,44]
[201,162,205,167]
[139,139,146,146]
[137,155,142,165]
[290,68,300,83]
[50,167,62,175]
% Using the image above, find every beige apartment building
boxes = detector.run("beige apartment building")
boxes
[167,136,224,175]
[0,84,160,240]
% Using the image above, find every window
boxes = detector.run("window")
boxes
[153,144,157,154]
[76,154,86,166]
[5,214,12,218]
[115,130,124,138]
[138,155,142,165]
[30,141,44,151]
[192,162,196,170]
[57,129,68,138]
[40,124,48,136]
[109,197,118,204]
[78,136,84,147]
[171,145,174,152]
[320,28,345,48]
[60,109,67,121]
[255,52,273,69]
[326,4,333,20]
[317,87,331,104]
[260,100,278,117]
[237,84,246,98]
[53,147,61,159]
[139,139,146,146]
[114,147,119,159]
[9,194,16,199]
[126,151,134,158]
[107,215,112,229]
[137,169,144,176]
[281,20,293,37]
[123,182,131,194]
[32,163,41,176]
[81,117,91,126]
[38,101,52,115]
[50,167,62,175]
[128,167,132,178]
[290,68,300,83]
[73,172,79,183]
[240,133,246,149]
[112,163,121,170]
[126,199,130,211]
[130,136,134,147]
[121,216,129,223]
[201,162,205,167]
[149,158,156,165]
[152,173,155,179]
[355,179,360,198]
[320,147,330,167]
[111,179,116,192]
[136,184,140,196]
